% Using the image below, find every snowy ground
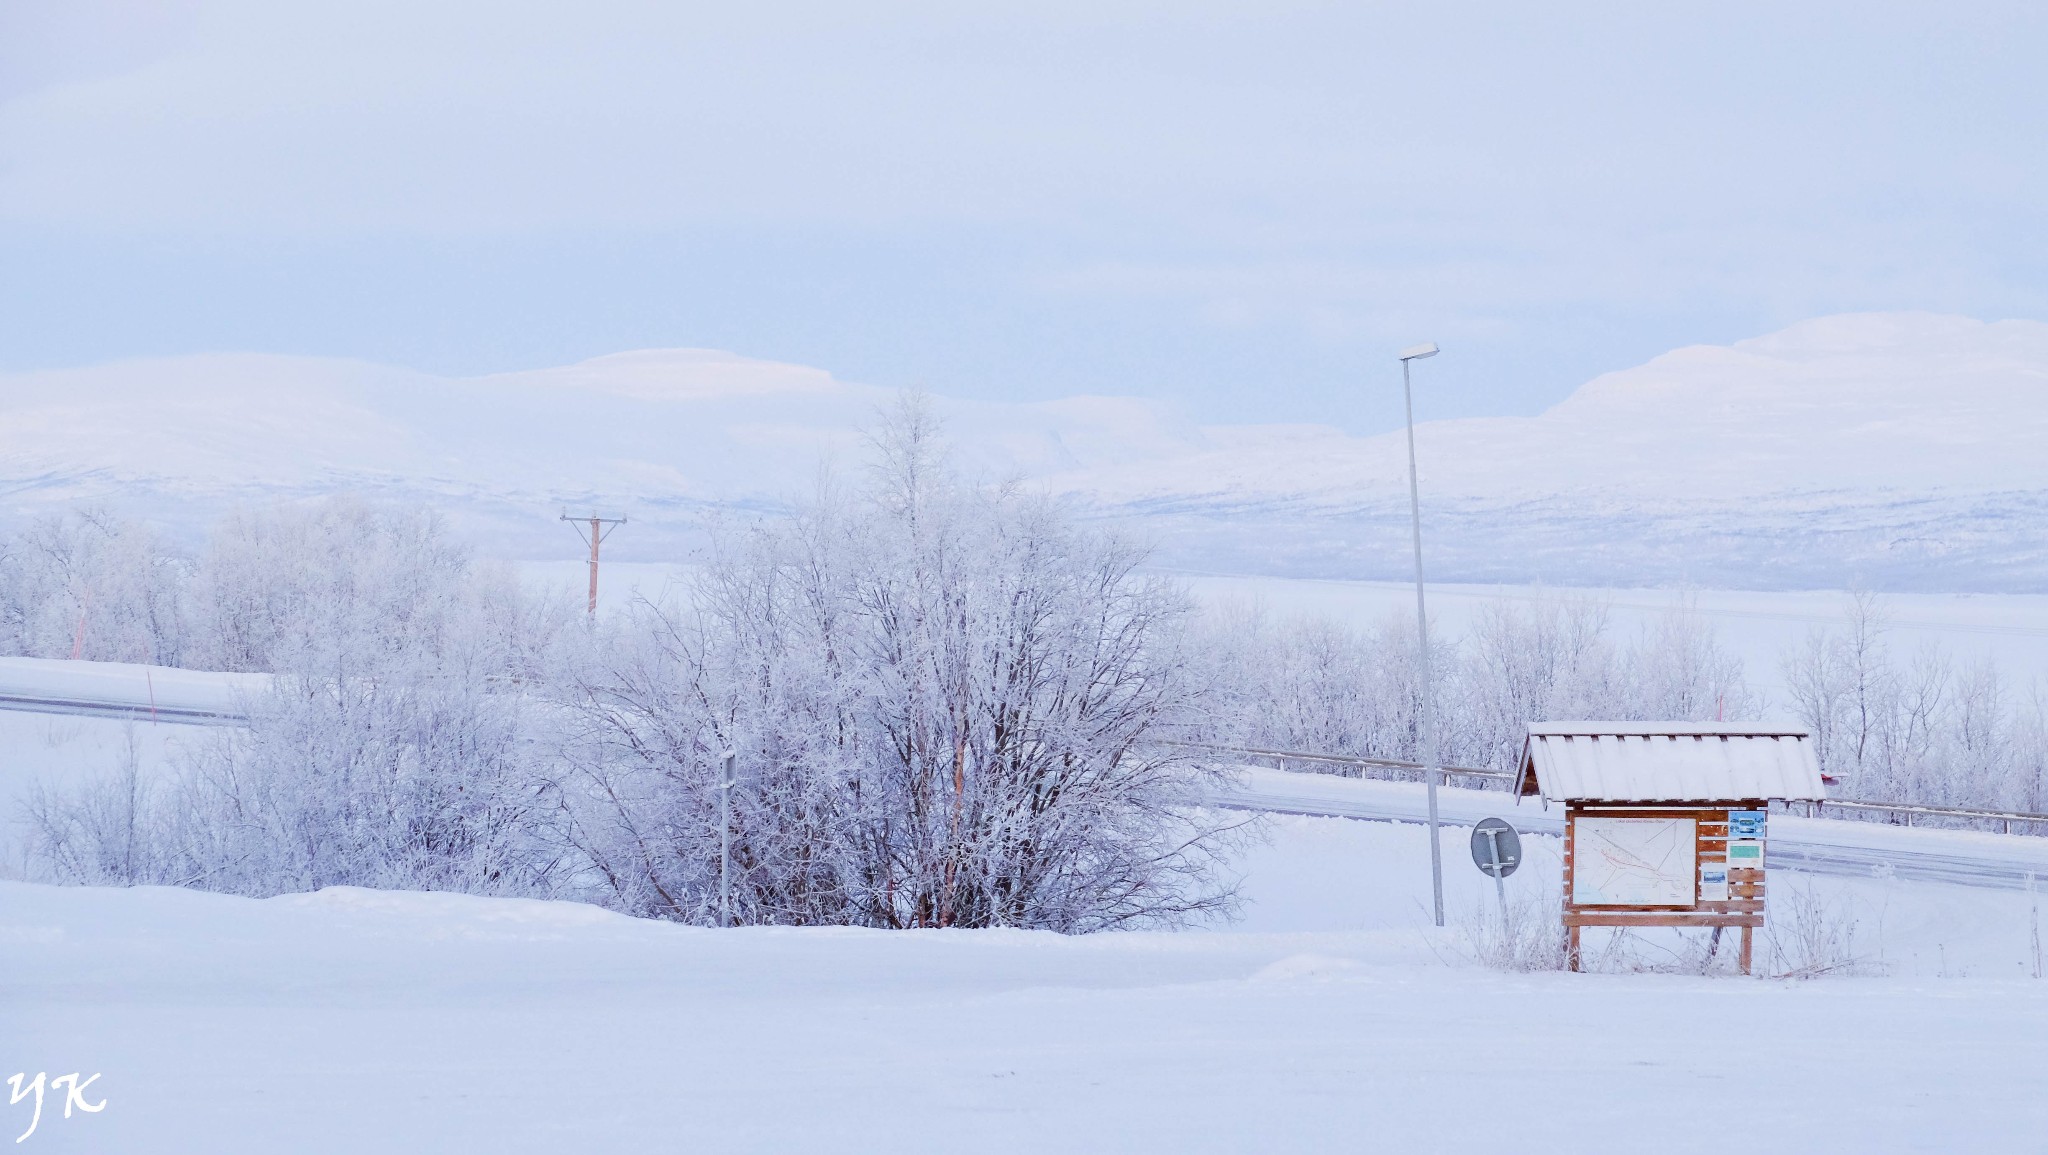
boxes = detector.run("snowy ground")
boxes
[7,805,2048,1151]
[0,710,215,879]
[6,667,2048,1151]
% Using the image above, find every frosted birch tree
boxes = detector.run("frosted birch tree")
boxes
[548,399,1241,930]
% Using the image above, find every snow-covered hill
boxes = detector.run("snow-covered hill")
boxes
[0,346,1213,559]
[5,312,2045,588]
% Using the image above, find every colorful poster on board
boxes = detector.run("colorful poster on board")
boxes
[1729,810,1768,840]
[1726,839,1765,871]
[1699,864,1730,902]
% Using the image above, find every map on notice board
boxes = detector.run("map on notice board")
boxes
[1572,817,1697,906]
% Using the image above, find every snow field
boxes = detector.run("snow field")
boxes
[0,710,214,879]
[6,689,2048,1151]
[6,804,2048,1152]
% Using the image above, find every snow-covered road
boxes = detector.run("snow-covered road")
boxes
[0,657,260,725]
[1218,767,2048,891]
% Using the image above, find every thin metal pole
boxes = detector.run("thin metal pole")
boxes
[719,750,735,927]
[1483,826,1509,930]
[1402,356,1446,927]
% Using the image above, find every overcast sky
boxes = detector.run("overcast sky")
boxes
[3,1,2044,431]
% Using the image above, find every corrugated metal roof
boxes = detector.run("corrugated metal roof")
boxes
[1515,722,1826,804]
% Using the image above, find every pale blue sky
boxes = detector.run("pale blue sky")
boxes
[3,1,2044,432]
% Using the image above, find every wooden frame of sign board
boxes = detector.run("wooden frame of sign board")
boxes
[1518,724,1825,978]
[1561,801,1767,975]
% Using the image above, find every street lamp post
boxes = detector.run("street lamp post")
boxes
[1398,341,1445,928]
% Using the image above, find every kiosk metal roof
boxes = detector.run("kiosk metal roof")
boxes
[1515,722,1826,804]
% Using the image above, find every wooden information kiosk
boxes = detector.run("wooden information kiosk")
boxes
[1512,723,1827,975]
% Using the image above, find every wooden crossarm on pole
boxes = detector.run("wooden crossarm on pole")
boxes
[561,512,627,616]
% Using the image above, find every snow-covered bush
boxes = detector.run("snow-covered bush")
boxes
[1452,884,1568,972]
[1191,602,1425,766]
[27,501,569,896]
[1761,879,1876,979]
[548,399,1241,929]
[164,648,548,895]
[1194,591,1757,775]
[19,726,178,886]
[1783,591,2048,815]
[188,500,480,672]
[0,509,191,665]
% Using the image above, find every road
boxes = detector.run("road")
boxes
[0,656,259,725]
[7,653,2047,893]
[1217,766,2048,892]
[0,689,247,725]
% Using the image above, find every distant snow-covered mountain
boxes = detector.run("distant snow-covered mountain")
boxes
[3,312,2044,590]
[1066,312,2048,589]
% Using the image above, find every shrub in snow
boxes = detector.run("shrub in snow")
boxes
[189,500,478,673]
[27,501,568,896]
[1762,879,1877,979]
[1451,885,1568,972]
[546,399,1242,929]
[0,509,190,665]
[1192,590,1757,776]
[1784,590,2048,816]
[21,727,177,886]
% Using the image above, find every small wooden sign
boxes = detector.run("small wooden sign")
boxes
[1563,801,1766,974]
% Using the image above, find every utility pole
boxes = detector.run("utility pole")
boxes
[560,512,626,617]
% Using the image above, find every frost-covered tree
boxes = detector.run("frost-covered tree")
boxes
[1194,591,1757,775]
[191,500,487,672]
[1458,595,1621,771]
[549,399,1239,930]
[1783,593,2048,813]
[0,509,190,665]
[1189,602,1422,764]
[26,500,569,895]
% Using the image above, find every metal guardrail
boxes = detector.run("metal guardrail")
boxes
[1159,740,1513,790]
[1160,738,2048,838]
[0,692,250,726]
[1792,797,2048,836]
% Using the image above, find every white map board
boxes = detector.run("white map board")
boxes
[1571,817,1697,907]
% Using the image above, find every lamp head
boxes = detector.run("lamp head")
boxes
[1398,342,1440,362]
